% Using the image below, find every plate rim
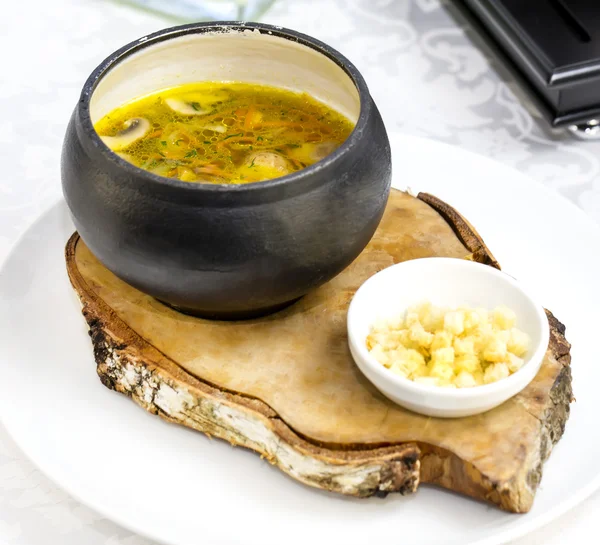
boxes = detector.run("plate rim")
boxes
[0,132,599,545]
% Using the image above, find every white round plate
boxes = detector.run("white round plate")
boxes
[1,133,599,545]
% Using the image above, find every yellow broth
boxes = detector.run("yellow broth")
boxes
[94,82,355,184]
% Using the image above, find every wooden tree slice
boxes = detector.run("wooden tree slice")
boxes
[65,189,572,513]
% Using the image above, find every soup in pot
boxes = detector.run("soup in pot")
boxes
[94,82,355,184]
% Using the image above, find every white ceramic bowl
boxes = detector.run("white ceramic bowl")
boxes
[347,258,550,418]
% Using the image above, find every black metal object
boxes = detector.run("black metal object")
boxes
[455,0,600,130]
[61,22,392,320]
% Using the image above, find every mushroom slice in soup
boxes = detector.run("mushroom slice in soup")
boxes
[236,151,294,182]
[165,98,210,116]
[100,118,150,151]
[165,89,232,116]
[246,152,292,173]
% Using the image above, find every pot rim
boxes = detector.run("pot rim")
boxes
[78,21,372,194]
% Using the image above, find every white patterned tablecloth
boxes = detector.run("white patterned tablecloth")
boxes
[0,1,598,543]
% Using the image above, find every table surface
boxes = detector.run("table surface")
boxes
[1,0,598,543]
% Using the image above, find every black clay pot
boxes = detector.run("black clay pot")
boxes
[61,22,391,319]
